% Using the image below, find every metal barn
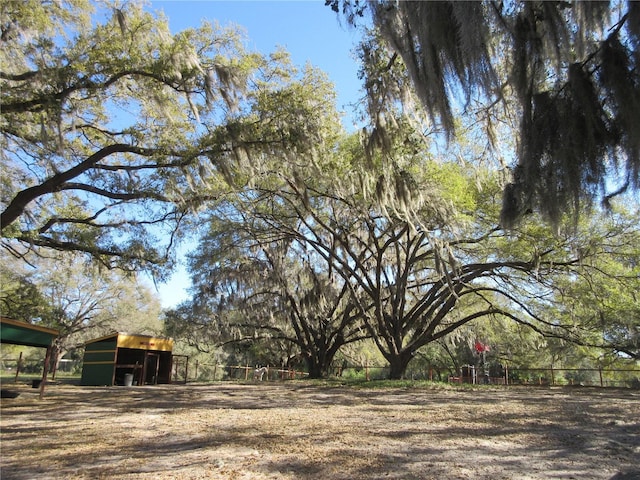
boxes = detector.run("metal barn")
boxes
[80,333,173,386]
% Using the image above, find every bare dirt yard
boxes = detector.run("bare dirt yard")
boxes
[1,381,639,480]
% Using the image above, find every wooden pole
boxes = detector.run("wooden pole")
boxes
[153,354,160,385]
[51,358,57,380]
[39,346,52,399]
[141,351,149,386]
[14,351,22,382]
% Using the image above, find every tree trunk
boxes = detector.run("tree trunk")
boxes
[387,351,414,380]
[306,360,327,379]
[300,335,347,379]
[50,343,66,380]
[304,348,337,379]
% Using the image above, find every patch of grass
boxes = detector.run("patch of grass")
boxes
[287,377,494,391]
[186,376,507,392]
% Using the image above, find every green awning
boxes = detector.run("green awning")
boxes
[0,316,59,348]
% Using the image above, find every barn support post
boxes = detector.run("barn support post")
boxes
[154,353,160,384]
[14,351,22,382]
[39,345,52,399]
[141,351,149,385]
[111,347,119,386]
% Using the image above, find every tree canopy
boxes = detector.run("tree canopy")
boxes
[1,2,336,277]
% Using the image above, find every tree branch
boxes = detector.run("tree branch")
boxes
[1,143,157,229]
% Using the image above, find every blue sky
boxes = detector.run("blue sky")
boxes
[145,1,365,308]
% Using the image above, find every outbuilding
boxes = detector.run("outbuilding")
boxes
[0,316,59,398]
[80,332,173,386]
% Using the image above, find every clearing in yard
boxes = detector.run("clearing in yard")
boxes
[0,382,638,479]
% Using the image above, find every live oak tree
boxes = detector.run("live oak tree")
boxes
[1,2,333,276]
[278,188,597,379]
[179,93,639,379]
[330,0,640,227]
[246,119,633,378]
[186,193,370,378]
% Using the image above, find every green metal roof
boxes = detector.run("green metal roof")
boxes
[0,316,59,348]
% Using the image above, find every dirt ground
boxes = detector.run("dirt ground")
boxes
[1,382,639,480]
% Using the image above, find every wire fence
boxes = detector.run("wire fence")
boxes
[503,366,640,388]
[442,365,640,388]
[183,362,309,382]
[183,361,640,388]
[4,355,639,389]
[1,355,82,379]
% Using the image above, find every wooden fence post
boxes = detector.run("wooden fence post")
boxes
[599,366,603,387]
[184,359,189,383]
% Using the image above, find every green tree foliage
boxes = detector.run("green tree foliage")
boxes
[545,204,640,359]
[0,260,54,324]
[1,2,335,277]
[330,0,640,227]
